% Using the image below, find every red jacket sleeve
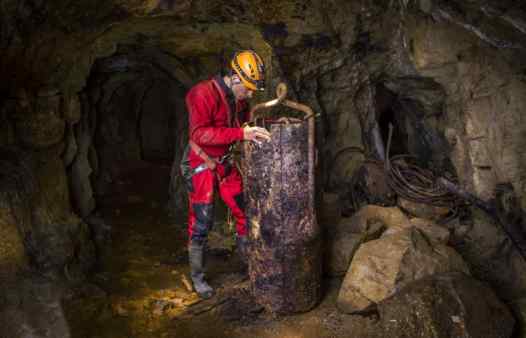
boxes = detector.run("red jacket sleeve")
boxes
[187,83,244,146]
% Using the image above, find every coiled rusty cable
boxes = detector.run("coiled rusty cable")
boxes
[384,124,462,211]
[387,155,459,208]
[383,127,526,263]
[350,124,465,217]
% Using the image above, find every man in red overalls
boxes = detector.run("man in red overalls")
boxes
[181,50,271,299]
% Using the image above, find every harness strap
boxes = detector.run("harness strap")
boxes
[188,141,234,183]
[189,140,217,171]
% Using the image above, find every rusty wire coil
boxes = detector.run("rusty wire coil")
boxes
[350,124,466,222]
[386,155,459,208]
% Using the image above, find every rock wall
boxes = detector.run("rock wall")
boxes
[1,0,526,307]
[407,0,526,209]
[0,146,95,279]
[402,1,526,304]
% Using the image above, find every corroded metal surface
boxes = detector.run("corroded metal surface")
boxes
[243,120,321,315]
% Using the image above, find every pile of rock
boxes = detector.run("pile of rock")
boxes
[322,199,516,337]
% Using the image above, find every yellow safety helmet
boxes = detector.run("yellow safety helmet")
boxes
[231,50,266,91]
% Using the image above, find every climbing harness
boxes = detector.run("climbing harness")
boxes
[186,140,234,177]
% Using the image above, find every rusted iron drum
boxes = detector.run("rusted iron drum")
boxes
[243,117,321,315]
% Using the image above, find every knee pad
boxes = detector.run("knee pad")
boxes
[191,203,214,241]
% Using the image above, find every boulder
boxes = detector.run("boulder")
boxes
[325,205,412,276]
[337,227,469,313]
[397,196,451,221]
[451,209,526,301]
[349,205,411,233]
[325,219,384,277]
[378,272,515,338]
[383,217,450,244]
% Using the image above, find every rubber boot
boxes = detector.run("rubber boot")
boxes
[188,240,214,299]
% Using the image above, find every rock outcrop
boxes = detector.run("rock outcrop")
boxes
[377,272,515,338]
[337,226,470,313]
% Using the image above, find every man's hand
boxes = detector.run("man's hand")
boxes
[243,126,271,143]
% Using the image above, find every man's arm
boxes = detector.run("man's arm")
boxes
[187,86,244,146]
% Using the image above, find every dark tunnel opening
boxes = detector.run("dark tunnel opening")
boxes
[61,44,207,241]
[69,44,242,261]
[375,83,408,159]
[79,45,190,204]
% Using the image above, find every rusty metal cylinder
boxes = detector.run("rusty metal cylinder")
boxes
[243,119,321,315]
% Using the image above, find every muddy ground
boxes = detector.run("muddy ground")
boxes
[63,162,378,338]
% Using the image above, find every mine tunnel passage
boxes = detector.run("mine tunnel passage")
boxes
[83,45,187,199]
[375,83,408,158]
[78,44,189,269]
[64,45,252,337]
[374,78,452,173]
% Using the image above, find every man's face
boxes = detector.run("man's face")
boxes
[231,75,254,100]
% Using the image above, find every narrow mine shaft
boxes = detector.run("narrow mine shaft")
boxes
[2,1,526,338]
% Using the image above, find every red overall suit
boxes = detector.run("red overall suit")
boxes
[184,76,249,243]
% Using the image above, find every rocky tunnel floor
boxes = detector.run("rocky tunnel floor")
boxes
[62,162,377,338]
